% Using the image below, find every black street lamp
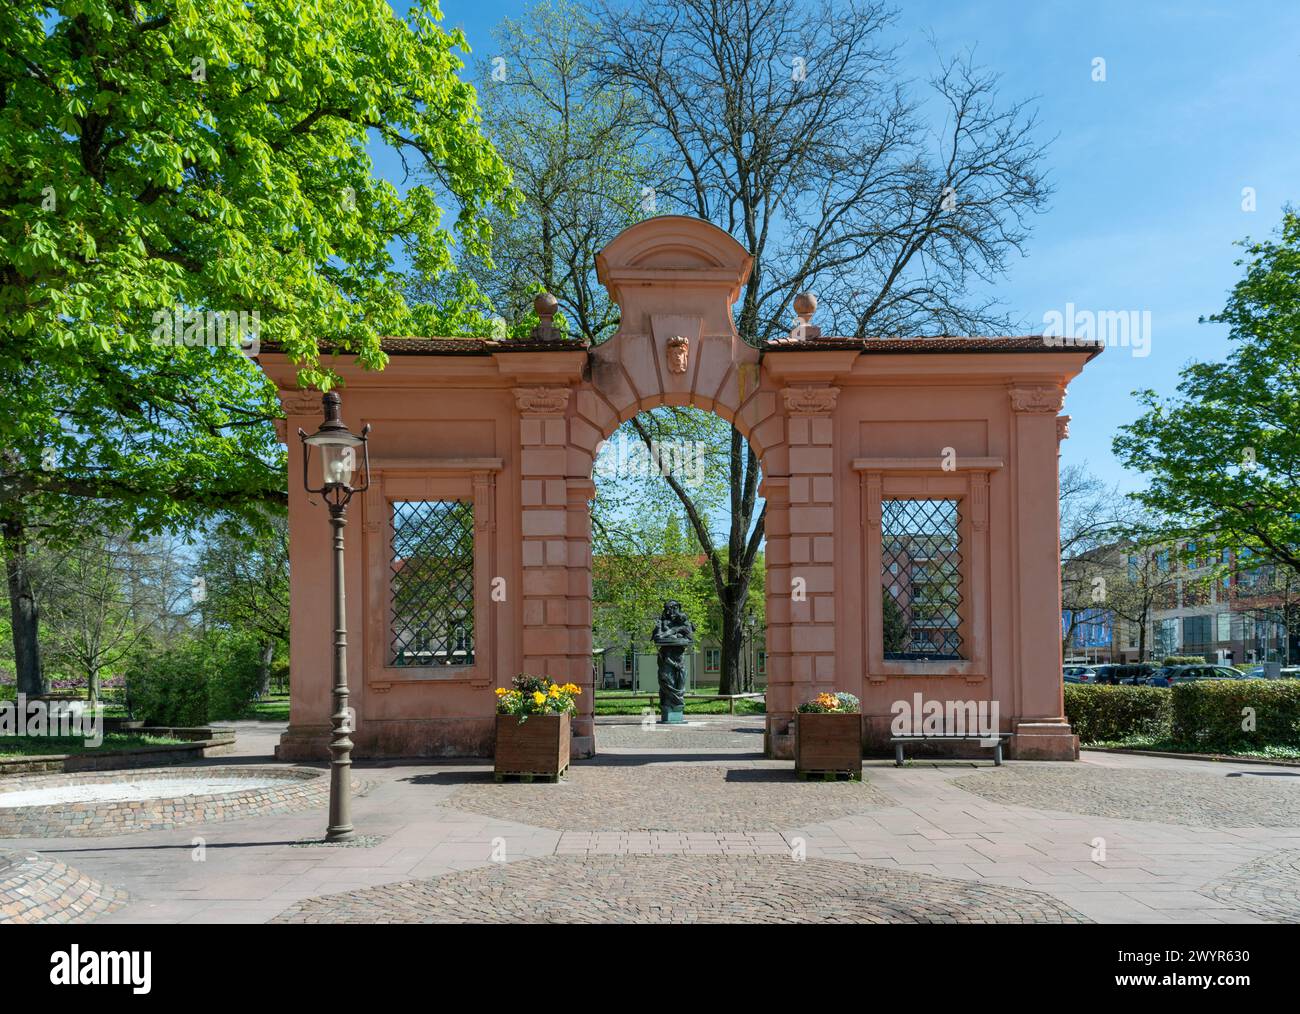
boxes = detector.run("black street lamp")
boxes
[299,391,370,842]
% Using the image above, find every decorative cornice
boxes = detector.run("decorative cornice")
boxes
[1008,386,1065,414]
[513,386,571,415]
[1056,414,1072,442]
[278,389,324,416]
[782,386,839,415]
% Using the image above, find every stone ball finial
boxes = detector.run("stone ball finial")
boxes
[789,291,822,340]
[534,291,559,320]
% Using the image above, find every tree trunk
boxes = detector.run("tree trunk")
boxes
[2,512,46,697]
[257,639,274,699]
[718,598,744,697]
[88,667,101,702]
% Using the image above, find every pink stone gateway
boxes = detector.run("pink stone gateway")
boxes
[258,216,1099,763]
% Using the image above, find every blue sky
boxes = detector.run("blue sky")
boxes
[384,0,1300,492]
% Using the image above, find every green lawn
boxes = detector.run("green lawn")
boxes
[592,689,765,716]
[240,694,291,721]
[1089,735,1300,761]
[0,732,185,758]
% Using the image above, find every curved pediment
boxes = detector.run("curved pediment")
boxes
[596,215,752,288]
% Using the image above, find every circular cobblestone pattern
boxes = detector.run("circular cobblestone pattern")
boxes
[0,848,127,924]
[953,766,1300,827]
[1201,850,1300,922]
[273,854,1090,923]
[0,766,333,838]
[447,763,892,831]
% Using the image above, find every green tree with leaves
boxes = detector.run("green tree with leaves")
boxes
[1115,209,1300,578]
[1,1,512,693]
[196,513,289,696]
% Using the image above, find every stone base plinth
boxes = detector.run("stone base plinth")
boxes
[277,719,498,761]
[1007,721,1079,760]
[766,713,795,759]
[275,723,332,761]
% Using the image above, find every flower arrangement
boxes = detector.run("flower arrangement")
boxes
[797,691,861,714]
[495,674,581,719]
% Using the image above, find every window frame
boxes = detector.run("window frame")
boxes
[387,498,478,670]
[880,496,967,662]
[362,463,501,690]
[856,457,1000,681]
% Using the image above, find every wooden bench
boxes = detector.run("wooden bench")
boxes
[891,733,1010,767]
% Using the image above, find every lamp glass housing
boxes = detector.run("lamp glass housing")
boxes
[304,430,364,488]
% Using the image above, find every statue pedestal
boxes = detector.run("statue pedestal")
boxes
[653,635,693,726]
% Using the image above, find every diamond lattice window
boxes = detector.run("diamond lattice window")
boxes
[881,498,964,660]
[389,500,475,667]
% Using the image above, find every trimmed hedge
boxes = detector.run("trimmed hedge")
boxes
[1170,679,1300,752]
[1064,684,1171,743]
[127,630,264,726]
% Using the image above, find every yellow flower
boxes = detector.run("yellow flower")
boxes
[564,683,580,694]
[532,691,547,706]
[495,688,508,696]
[549,685,561,698]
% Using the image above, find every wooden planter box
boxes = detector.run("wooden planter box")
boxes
[795,712,862,780]
[494,713,570,782]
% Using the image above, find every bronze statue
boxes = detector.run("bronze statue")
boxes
[651,600,696,723]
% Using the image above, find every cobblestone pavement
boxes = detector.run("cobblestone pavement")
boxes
[0,848,128,924]
[271,854,1090,924]
[446,762,892,831]
[6,721,1300,924]
[952,765,1300,827]
[1201,850,1300,923]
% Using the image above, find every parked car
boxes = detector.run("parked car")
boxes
[1145,667,1175,687]
[1063,666,1098,684]
[1090,663,1156,685]
[1118,664,1159,685]
[1240,664,1300,679]
[1147,665,1244,687]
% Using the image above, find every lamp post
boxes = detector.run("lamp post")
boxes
[743,610,756,694]
[299,391,370,842]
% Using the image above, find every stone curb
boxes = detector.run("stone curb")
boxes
[1085,746,1300,767]
[0,733,237,776]
[0,765,330,838]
